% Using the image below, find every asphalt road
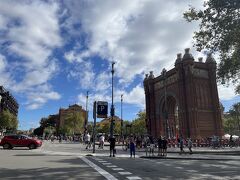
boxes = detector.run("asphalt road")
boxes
[0,141,240,180]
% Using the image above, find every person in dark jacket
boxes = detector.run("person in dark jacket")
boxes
[129,137,136,158]
[109,136,116,157]
[162,137,168,156]
[158,136,163,156]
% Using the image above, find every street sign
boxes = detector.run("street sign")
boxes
[97,101,108,118]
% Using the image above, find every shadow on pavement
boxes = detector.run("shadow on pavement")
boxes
[0,167,105,180]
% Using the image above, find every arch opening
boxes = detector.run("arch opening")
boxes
[161,96,179,138]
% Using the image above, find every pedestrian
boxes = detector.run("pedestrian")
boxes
[157,136,163,156]
[59,135,62,143]
[162,137,168,156]
[129,137,136,158]
[179,136,184,154]
[149,136,155,156]
[51,135,55,143]
[109,136,116,157]
[85,133,91,149]
[99,135,105,149]
[188,138,193,154]
[229,135,234,148]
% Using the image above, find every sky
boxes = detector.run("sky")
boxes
[0,0,239,130]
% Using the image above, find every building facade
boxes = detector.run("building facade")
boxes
[57,104,87,131]
[0,86,19,116]
[144,48,224,139]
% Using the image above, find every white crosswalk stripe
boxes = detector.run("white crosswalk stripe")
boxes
[102,163,112,165]
[80,156,118,180]
[126,176,142,180]
[112,168,124,171]
[107,165,118,168]
[118,172,132,175]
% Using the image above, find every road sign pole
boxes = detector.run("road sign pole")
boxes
[93,101,96,153]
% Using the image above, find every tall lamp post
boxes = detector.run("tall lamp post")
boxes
[110,62,115,138]
[85,91,89,134]
[121,94,123,140]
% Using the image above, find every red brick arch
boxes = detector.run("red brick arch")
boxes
[144,49,224,139]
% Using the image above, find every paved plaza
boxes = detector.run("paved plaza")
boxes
[0,141,240,179]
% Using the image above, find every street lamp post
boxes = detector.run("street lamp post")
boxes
[121,94,123,140]
[110,62,115,138]
[85,91,89,134]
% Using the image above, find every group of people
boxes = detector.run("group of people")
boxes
[179,137,193,154]
[49,132,195,157]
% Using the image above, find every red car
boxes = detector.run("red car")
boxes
[0,134,42,149]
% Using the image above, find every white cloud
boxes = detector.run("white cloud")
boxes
[0,54,6,72]
[218,84,238,101]
[0,0,62,109]
[95,72,111,92]
[25,84,61,110]
[64,0,203,84]
[0,1,61,67]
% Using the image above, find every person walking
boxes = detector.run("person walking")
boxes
[157,136,163,156]
[162,137,168,157]
[109,136,116,157]
[179,136,184,154]
[188,138,193,154]
[85,133,91,149]
[129,137,136,158]
[99,135,105,149]
[149,136,155,156]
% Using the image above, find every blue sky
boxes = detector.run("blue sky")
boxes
[0,0,239,130]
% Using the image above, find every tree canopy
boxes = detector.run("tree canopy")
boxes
[131,110,147,135]
[223,102,240,135]
[184,0,240,93]
[0,110,18,131]
[62,112,84,135]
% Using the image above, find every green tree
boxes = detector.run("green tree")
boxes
[0,110,18,131]
[96,121,109,135]
[223,102,240,135]
[132,110,147,135]
[63,112,84,135]
[10,115,18,130]
[40,117,48,127]
[184,0,240,92]
[33,126,44,136]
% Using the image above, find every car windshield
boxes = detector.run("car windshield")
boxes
[20,135,30,139]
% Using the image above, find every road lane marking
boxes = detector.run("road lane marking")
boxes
[107,165,118,168]
[126,177,142,180]
[95,159,103,161]
[118,172,132,175]
[102,163,112,165]
[113,168,124,171]
[80,156,118,180]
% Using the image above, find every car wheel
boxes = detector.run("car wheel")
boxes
[29,143,36,149]
[3,143,11,149]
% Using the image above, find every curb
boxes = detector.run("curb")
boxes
[139,156,239,161]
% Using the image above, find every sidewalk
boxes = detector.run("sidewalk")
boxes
[42,140,240,161]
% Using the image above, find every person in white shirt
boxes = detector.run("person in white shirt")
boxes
[99,135,105,149]
[85,133,91,149]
